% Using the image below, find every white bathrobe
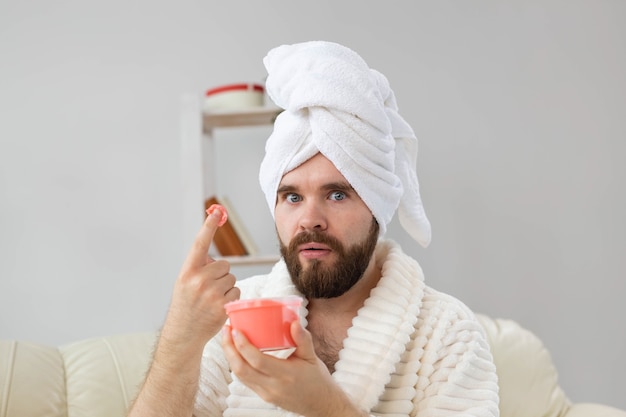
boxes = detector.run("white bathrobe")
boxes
[194,240,499,417]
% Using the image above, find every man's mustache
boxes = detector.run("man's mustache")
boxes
[288,231,344,254]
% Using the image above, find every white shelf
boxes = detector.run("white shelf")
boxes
[180,93,281,266]
[203,106,282,130]
[218,254,281,266]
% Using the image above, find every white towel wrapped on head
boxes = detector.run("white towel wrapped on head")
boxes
[259,40,431,247]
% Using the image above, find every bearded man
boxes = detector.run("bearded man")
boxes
[128,41,499,417]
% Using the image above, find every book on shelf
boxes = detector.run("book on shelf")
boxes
[204,195,256,257]
[218,195,258,256]
[205,196,247,256]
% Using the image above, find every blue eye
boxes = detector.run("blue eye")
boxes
[286,193,302,203]
[330,191,346,201]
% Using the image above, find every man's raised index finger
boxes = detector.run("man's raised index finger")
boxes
[182,208,223,270]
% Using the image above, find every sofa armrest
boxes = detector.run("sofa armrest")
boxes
[565,403,626,417]
[0,340,67,417]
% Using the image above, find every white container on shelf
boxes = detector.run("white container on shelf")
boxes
[204,83,264,112]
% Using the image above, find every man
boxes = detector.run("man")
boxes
[128,41,499,416]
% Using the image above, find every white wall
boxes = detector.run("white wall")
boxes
[1,0,624,409]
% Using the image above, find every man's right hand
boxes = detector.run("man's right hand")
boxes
[161,208,241,349]
[127,209,240,417]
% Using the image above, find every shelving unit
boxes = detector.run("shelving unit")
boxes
[180,93,282,265]
[203,106,282,130]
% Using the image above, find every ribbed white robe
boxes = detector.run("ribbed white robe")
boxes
[194,240,499,416]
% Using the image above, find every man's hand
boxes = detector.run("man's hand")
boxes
[222,320,368,417]
[127,209,240,416]
[161,208,241,349]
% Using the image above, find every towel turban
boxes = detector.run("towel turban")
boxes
[259,41,431,247]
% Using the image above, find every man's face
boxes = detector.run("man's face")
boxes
[274,153,379,299]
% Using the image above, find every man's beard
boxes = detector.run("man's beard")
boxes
[279,219,379,299]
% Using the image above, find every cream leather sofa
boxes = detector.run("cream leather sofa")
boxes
[1,314,625,417]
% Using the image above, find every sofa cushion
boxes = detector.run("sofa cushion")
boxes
[476,314,570,417]
[0,340,67,417]
[60,332,156,417]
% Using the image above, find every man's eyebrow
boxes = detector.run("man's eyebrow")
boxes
[320,182,354,192]
[277,184,298,194]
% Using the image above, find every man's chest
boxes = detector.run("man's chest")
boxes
[307,317,352,373]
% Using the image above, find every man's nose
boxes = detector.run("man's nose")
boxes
[298,201,328,231]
